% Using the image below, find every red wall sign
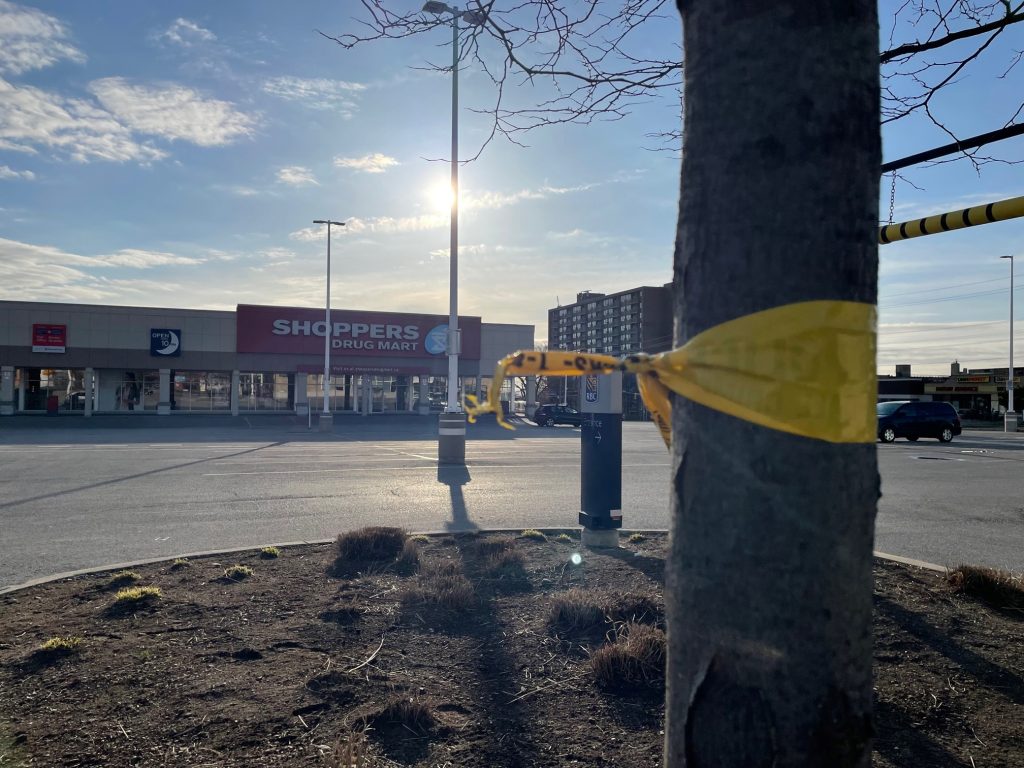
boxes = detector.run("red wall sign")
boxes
[32,323,67,353]
[236,305,482,360]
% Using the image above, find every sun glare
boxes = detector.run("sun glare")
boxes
[426,181,456,214]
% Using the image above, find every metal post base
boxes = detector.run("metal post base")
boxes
[581,528,619,548]
[318,412,334,432]
[438,412,466,465]
[1005,411,1019,432]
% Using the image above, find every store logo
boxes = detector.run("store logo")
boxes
[425,324,448,355]
[151,329,181,356]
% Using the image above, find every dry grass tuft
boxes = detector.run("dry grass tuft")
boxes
[401,561,476,611]
[627,532,645,543]
[410,534,431,543]
[607,593,661,625]
[549,589,606,632]
[549,589,662,635]
[107,570,140,588]
[554,533,574,543]
[483,547,527,579]
[365,697,436,734]
[590,623,666,690]
[223,565,254,581]
[394,539,421,575]
[327,727,368,767]
[259,546,280,559]
[38,636,83,655]
[336,527,407,561]
[170,558,189,570]
[519,529,548,542]
[473,538,516,558]
[114,585,162,603]
[948,564,1024,614]
[333,527,409,576]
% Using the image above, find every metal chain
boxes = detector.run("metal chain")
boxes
[888,172,897,225]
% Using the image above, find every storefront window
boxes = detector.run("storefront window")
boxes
[17,368,86,412]
[172,372,231,411]
[307,374,350,412]
[115,372,143,411]
[239,373,291,411]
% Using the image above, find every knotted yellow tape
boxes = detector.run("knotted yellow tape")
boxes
[465,300,877,448]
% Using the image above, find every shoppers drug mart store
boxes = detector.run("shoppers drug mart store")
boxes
[0,301,535,417]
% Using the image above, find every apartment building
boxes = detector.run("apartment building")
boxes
[547,285,673,356]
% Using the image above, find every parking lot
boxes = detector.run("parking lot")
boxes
[1,417,1021,588]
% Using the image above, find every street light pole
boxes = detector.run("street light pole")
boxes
[1002,254,1016,431]
[448,8,460,415]
[313,219,345,431]
[422,1,485,463]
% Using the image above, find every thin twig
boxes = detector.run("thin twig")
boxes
[348,634,386,673]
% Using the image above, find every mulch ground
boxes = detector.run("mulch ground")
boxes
[0,533,1021,767]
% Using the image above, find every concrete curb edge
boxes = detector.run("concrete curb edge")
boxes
[0,531,946,595]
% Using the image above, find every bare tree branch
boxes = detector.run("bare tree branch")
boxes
[328,1,1024,168]
[880,1,1024,62]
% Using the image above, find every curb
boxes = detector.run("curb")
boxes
[873,550,946,573]
[1,531,945,595]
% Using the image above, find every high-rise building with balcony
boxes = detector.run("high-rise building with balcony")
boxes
[547,285,672,356]
[546,285,673,418]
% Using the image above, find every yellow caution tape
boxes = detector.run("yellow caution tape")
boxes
[465,300,877,448]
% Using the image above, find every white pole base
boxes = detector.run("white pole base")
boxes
[581,528,619,549]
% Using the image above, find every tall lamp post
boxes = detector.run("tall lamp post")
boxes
[313,219,345,431]
[422,1,485,464]
[1001,254,1017,432]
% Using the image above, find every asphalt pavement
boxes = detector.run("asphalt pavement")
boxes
[1,415,1021,589]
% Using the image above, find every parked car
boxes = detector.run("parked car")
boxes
[876,401,962,443]
[532,404,582,427]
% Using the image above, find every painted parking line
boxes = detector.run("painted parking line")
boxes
[201,462,669,477]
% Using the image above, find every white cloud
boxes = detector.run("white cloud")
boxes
[276,165,318,186]
[0,0,85,75]
[89,77,256,147]
[0,77,166,162]
[96,249,203,268]
[262,76,365,116]
[344,215,446,234]
[290,216,448,241]
[101,277,183,293]
[160,18,216,47]
[334,153,398,174]
[0,237,203,302]
[462,182,597,211]
[0,164,33,180]
[289,226,323,243]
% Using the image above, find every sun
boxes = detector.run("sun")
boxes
[425,181,456,215]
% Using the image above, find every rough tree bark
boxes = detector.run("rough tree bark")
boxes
[666,2,880,766]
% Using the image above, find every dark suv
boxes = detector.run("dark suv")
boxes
[532,404,582,427]
[877,401,962,443]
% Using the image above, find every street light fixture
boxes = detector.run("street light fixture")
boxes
[421,1,486,462]
[1001,254,1016,432]
[313,219,345,430]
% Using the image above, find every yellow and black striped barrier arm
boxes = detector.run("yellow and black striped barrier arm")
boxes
[879,195,1024,244]
[465,301,877,450]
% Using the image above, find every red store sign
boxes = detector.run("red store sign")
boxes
[32,323,66,353]
[236,305,481,360]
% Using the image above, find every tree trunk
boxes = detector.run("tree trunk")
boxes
[666,2,880,766]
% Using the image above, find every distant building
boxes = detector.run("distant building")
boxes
[547,285,673,418]
[547,285,672,356]
[877,361,1023,420]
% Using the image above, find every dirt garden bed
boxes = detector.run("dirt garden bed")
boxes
[0,531,1021,767]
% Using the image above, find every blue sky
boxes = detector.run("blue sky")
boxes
[0,1,1021,375]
